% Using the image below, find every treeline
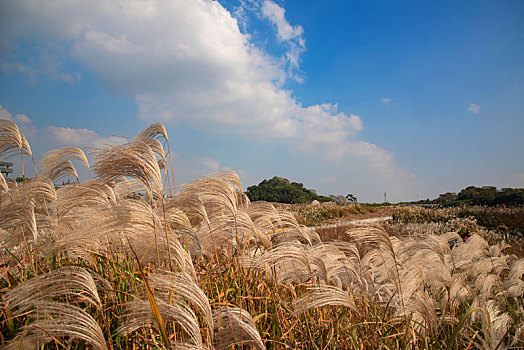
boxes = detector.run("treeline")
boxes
[245,176,331,204]
[409,186,524,207]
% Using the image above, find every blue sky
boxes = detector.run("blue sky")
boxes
[0,0,523,202]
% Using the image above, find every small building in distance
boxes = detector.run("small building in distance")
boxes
[0,161,13,177]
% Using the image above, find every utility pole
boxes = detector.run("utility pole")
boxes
[384,192,387,203]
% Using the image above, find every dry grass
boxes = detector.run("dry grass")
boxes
[0,120,523,349]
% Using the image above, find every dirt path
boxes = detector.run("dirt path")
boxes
[312,216,392,230]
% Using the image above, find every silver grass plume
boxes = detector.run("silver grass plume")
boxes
[212,306,264,350]
[0,171,8,192]
[504,258,524,299]
[147,271,214,337]
[0,178,56,248]
[40,147,90,182]
[293,285,357,315]
[477,300,513,350]
[3,267,107,350]
[134,122,176,194]
[255,242,316,284]
[402,290,438,334]
[4,266,103,312]
[55,179,117,220]
[118,299,203,347]
[2,301,107,350]
[92,140,163,200]
[0,119,32,159]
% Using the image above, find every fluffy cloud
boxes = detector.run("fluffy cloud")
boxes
[199,156,221,172]
[260,0,305,79]
[43,126,127,148]
[381,97,391,104]
[468,103,480,114]
[0,104,36,139]
[261,0,303,42]
[0,0,414,194]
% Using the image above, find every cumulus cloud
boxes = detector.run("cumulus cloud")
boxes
[0,0,414,193]
[381,97,391,104]
[0,104,37,139]
[468,103,480,114]
[43,126,127,148]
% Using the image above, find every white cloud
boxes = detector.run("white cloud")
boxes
[43,126,127,148]
[260,0,305,79]
[1,62,38,83]
[261,0,303,42]
[0,0,415,194]
[199,156,221,172]
[468,103,480,114]
[381,97,391,104]
[0,104,37,139]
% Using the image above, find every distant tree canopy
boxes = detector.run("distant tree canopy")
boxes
[245,176,331,204]
[416,186,524,207]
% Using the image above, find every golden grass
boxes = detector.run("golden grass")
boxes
[0,120,523,349]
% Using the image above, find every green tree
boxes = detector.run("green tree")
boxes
[245,176,329,204]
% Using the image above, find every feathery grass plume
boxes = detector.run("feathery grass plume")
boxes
[477,300,513,350]
[4,177,57,208]
[50,200,196,274]
[135,122,169,143]
[2,301,107,350]
[3,267,107,349]
[403,290,438,334]
[247,202,319,244]
[198,209,271,253]
[193,215,236,257]
[452,234,490,263]
[4,266,103,312]
[475,255,511,277]
[292,284,357,315]
[40,147,90,182]
[399,235,447,266]
[0,172,8,192]
[328,240,376,294]
[182,171,244,217]
[308,243,361,289]
[449,274,472,307]
[503,278,524,300]
[352,225,406,306]
[92,141,163,200]
[212,306,264,350]
[118,298,203,347]
[55,179,117,219]
[134,122,177,194]
[0,178,56,248]
[0,119,32,159]
[255,241,315,284]
[507,258,524,281]
[43,159,79,182]
[148,271,213,336]
[475,273,504,299]
[246,201,280,228]
[0,119,35,176]
[111,177,147,199]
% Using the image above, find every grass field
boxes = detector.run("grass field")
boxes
[1,120,523,349]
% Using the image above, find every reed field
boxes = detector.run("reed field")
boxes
[0,120,523,349]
